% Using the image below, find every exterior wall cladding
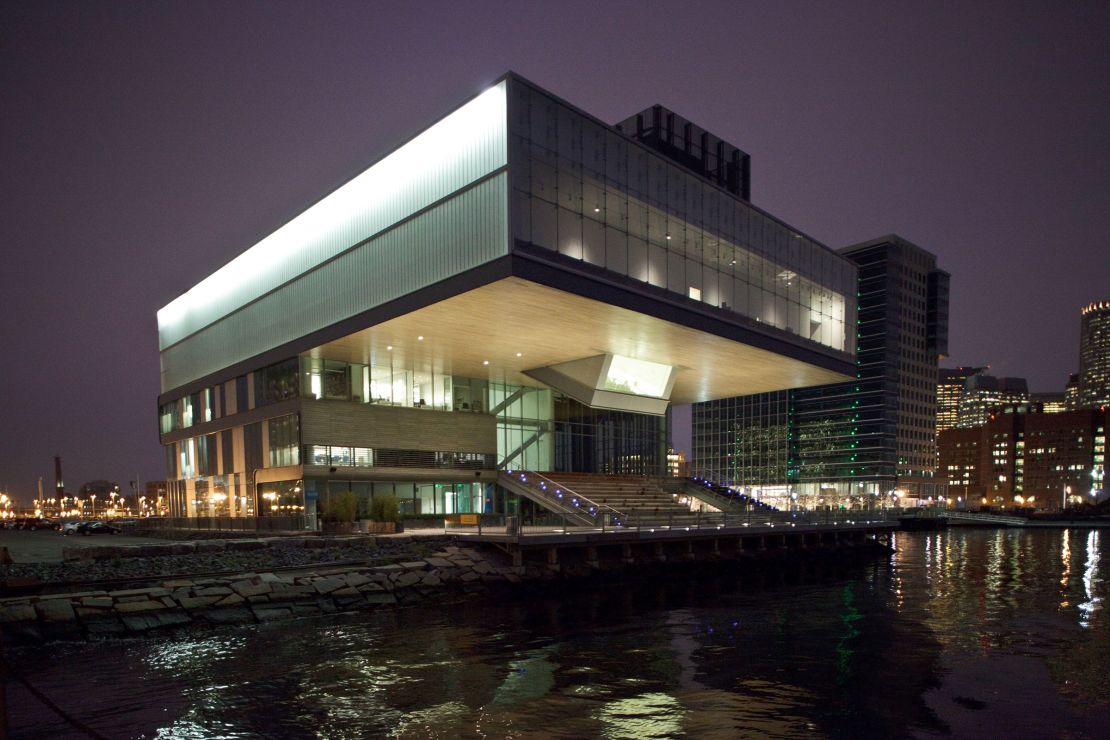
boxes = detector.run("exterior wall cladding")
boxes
[155,73,860,516]
[692,236,950,506]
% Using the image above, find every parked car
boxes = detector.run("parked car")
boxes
[17,518,54,531]
[75,521,121,536]
[60,521,86,535]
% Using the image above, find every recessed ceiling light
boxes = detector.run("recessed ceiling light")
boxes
[386,345,393,351]
[417,335,424,341]
[516,352,522,357]
[483,360,489,366]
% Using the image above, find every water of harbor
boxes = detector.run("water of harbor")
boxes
[5,528,1110,738]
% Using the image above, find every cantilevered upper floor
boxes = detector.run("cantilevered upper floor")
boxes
[157,73,857,411]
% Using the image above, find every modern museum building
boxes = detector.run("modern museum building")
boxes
[156,73,858,523]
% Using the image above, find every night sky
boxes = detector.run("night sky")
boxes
[2,1,1108,503]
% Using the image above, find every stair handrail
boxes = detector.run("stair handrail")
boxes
[502,469,625,522]
[685,476,780,512]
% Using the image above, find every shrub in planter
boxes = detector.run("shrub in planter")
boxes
[368,494,399,523]
[321,491,358,532]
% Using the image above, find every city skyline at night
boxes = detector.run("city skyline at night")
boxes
[2,1,1109,500]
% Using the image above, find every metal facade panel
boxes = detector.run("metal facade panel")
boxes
[158,81,508,351]
[301,401,498,453]
[160,174,509,391]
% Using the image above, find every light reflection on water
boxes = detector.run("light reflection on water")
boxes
[1079,530,1101,627]
[7,529,1110,739]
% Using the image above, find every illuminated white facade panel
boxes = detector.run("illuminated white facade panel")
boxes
[160,174,509,390]
[158,82,508,352]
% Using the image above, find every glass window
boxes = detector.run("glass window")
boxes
[322,361,350,401]
[268,414,300,467]
[255,358,299,406]
[159,403,176,434]
[531,199,557,249]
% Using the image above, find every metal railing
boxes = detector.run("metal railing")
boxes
[683,476,781,512]
[498,470,624,525]
[943,510,1028,526]
[443,507,898,537]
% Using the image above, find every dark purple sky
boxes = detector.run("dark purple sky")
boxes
[2,1,1108,503]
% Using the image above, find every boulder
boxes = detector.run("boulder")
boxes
[252,606,292,622]
[200,607,254,625]
[313,576,346,595]
[0,603,36,623]
[35,599,75,623]
[116,600,166,613]
[230,579,272,598]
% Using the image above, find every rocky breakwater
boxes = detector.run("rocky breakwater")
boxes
[0,542,516,644]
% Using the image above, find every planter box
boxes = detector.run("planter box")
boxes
[364,521,403,534]
[404,517,445,529]
[321,521,355,534]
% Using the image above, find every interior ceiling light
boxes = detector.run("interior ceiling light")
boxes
[483,360,490,365]
[516,352,523,357]
[417,335,424,341]
[386,345,393,351]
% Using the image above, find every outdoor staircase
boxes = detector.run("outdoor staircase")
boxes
[534,473,702,526]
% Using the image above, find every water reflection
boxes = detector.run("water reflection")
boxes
[1061,528,1071,592]
[7,530,1110,738]
[1079,530,1101,627]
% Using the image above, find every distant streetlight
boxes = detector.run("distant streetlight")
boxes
[1063,484,1072,511]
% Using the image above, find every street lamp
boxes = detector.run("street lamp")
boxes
[1063,484,1072,511]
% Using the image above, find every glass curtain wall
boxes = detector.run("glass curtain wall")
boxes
[553,395,668,475]
[299,357,486,413]
[490,382,553,471]
[508,79,854,354]
[313,480,497,517]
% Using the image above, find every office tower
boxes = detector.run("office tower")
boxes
[1078,301,1110,408]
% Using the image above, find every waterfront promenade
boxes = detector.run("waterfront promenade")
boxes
[0,514,895,645]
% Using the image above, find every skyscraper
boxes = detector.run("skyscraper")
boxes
[693,235,949,508]
[956,374,1029,429]
[1078,301,1110,409]
[937,366,986,435]
[1065,373,1082,410]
